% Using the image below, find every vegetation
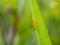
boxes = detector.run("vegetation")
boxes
[0,0,60,45]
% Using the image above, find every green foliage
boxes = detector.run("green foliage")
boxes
[30,0,52,45]
[0,0,60,45]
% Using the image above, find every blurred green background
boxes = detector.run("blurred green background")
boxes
[0,0,60,45]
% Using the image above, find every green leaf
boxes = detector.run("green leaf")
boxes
[29,0,52,45]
